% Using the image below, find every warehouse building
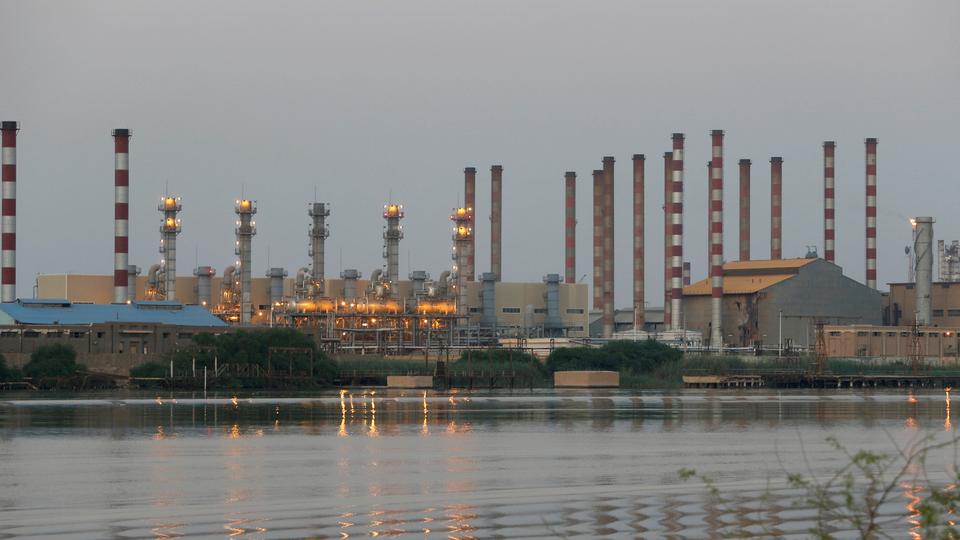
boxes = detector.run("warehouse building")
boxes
[682,259,882,349]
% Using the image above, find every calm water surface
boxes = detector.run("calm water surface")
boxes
[0,388,956,539]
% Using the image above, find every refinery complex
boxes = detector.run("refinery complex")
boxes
[1,121,959,367]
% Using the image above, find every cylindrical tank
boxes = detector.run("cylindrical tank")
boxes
[266,267,287,305]
[194,266,215,308]
[341,269,360,299]
[914,217,934,326]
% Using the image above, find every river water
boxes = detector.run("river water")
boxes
[0,389,956,539]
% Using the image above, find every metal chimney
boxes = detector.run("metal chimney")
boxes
[564,171,576,284]
[159,196,182,301]
[663,152,672,329]
[480,272,496,328]
[865,138,878,289]
[914,217,934,325]
[194,266,215,308]
[670,134,685,330]
[451,206,472,318]
[112,129,131,303]
[543,273,563,335]
[0,122,18,302]
[463,167,476,281]
[127,265,140,301]
[592,169,604,311]
[632,155,645,330]
[709,130,724,350]
[738,159,751,261]
[823,142,836,263]
[602,156,615,338]
[341,268,360,299]
[266,267,287,304]
[490,165,503,280]
[382,203,404,294]
[770,157,783,259]
[309,202,330,296]
[235,199,257,324]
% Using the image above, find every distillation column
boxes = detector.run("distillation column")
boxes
[0,122,18,302]
[159,196,182,301]
[309,202,330,296]
[235,199,257,324]
[865,138,878,289]
[382,203,404,295]
[451,207,472,319]
[823,141,836,263]
[113,129,131,303]
[564,171,576,284]
[709,130,724,350]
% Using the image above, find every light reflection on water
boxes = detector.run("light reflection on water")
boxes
[0,389,957,538]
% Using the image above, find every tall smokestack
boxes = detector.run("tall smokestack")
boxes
[914,217,934,325]
[382,203,404,292]
[738,159,751,261]
[463,167,476,281]
[602,156,615,338]
[112,129,131,303]
[823,142,836,263]
[710,130,724,350]
[632,155,645,330]
[235,199,257,324]
[159,196,182,301]
[564,171,576,284]
[0,122,18,303]
[490,165,503,280]
[865,138,878,289]
[663,151,673,329]
[770,157,783,259]
[592,169,604,312]
[670,134,685,330]
[309,202,330,296]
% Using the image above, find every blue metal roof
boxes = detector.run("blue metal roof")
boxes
[0,300,228,327]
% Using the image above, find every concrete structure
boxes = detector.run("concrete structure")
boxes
[865,138,878,289]
[823,324,959,363]
[709,130,724,349]
[632,155,645,330]
[886,281,960,328]
[564,171,576,284]
[463,167,476,282]
[112,129,131,303]
[663,152,672,329]
[592,169,603,311]
[683,259,882,348]
[158,196,182,301]
[554,371,619,388]
[669,134,685,330]
[823,141,836,263]
[309,202,330,295]
[738,158,750,262]
[382,203,403,292]
[770,156,783,260]
[914,217,934,325]
[235,199,256,324]
[602,156,615,338]
[1,121,18,302]
[490,165,503,280]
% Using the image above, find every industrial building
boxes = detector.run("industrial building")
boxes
[885,282,960,328]
[682,259,882,349]
[823,324,959,363]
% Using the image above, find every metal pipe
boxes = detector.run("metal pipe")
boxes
[633,154,645,330]
[710,130,724,350]
[823,141,836,263]
[670,134,685,330]
[564,171,576,284]
[490,165,503,280]
[592,169,604,311]
[112,128,131,303]
[463,167,476,281]
[1,122,17,303]
[738,159,751,261]
[865,138,878,288]
[159,196,181,301]
[602,156,615,338]
[309,202,330,296]
[770,156,783,259]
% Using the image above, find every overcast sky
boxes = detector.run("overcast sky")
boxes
[1,0,958,306]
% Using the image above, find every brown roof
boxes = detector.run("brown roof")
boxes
[683,258,816,296]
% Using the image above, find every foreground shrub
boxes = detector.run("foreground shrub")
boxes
[23,344,83,379]
[0,353,22,382]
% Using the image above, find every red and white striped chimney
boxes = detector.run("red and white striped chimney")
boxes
[602,156,615,338]
[1,122,18,303]
[490,165,503,281]
[592,169,604,311]
[710,130,724,349]
[865,138,878,289]
[463,167,476,281]
[770,157,783,260]
[564,171,576,284]
[823,141,836,263]
[113,129,131,303]
[739,159,751,261]
[632,154,645,330]
[663,151,672,329]
[670,134,685,330]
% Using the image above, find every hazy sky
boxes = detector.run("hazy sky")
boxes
[1,0,958,306]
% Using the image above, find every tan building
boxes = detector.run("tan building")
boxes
[824,324,960,363]
[36,273,590,337]
[886,282,960,327]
